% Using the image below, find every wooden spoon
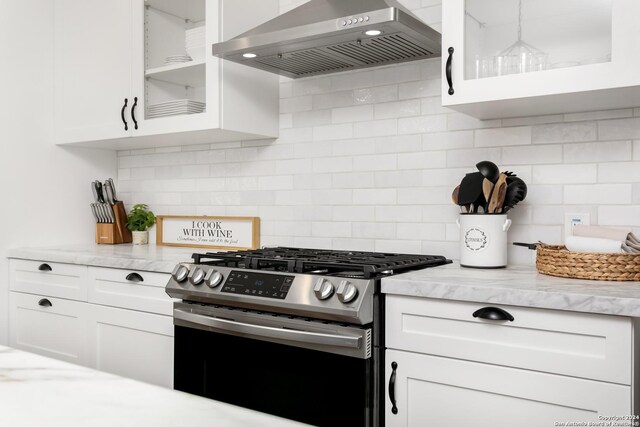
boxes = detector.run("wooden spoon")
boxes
[488,173,508,214]
[482,178,494,211]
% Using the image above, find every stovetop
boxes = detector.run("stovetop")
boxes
[191,247,451,280]
[166,247,451,325]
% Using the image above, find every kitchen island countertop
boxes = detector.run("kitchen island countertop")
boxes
[0,345,307,427]
[382,262,640,317]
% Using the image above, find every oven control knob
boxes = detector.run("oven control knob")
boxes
[188,267,205,286]
[205,270,224,288]
[313,278,334,300]
[172,265,189,283]
[337,281,358,304]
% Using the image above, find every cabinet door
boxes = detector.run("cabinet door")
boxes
[442,0,640,118]
[87,304,174,388]
[385,350,631,427]
[53,0,133,143]
[9,292,88,366]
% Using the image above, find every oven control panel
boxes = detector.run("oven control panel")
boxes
[166,263,376,324]
[220,271,294,300]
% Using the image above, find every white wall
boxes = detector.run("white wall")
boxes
[116,1,639,264]
[0,0,117,345]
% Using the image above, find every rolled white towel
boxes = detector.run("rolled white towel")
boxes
[565,236,624,254]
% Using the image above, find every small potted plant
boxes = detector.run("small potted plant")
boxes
[126,204,156,245]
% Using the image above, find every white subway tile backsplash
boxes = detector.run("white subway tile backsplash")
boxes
[445,148,501,168]
[353,85,398,105]
[599,118,640,140]
[598,206,640,226]
[564,141,632,164]
[398,79,440,99]
[398,114,447,134]
[313,123,353,141]
[353,189,396,205]
[332,105,374,124]
[354,119,398,138]
[374,100,421,120]
[353,154,397,172]
[598,162,640,183]
[422,131,473,150]
[564,184,632,205]
[532,122,597,144]
[397,151,447,170]
[532,164,597,184]
[502,145,562,165]
[116,0,640,266]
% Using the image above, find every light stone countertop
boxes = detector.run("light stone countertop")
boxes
[382,262,640,317]
[0,345,307,427]
[7,244,203,273]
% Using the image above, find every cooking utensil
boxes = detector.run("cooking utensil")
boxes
[488,173,508,213]
[503,176,528,212]
[476,161,500,183]
[482,178,494,211]
[90,204,100,223]
[458,172,484,212]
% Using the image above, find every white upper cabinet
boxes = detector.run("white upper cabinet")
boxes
[53,0,279,149]
[442,0,640,119]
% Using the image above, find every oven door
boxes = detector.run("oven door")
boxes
[173,302,377,426]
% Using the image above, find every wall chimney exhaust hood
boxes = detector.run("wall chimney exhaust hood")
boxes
[211,0,441,79]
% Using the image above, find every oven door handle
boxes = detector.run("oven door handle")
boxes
[174,309,362,349]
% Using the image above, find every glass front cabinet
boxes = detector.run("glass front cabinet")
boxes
[441,0,640,119]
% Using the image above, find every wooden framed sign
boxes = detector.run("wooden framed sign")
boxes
[156,216,260,250]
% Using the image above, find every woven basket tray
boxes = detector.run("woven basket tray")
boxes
[536,244,640,281]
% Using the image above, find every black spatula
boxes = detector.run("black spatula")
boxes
[457,172,485,212]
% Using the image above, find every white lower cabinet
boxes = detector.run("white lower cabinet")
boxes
[385,295,637,427]
[9,292,88,365]
[87,304,174,388]
[8,260,175,388]
[386,349,630,427]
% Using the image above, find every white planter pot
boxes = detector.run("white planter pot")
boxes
[132,230,149,245]
[456,214,512,268]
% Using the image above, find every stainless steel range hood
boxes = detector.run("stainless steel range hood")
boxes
[212,0,441,79]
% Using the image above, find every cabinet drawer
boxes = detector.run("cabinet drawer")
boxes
[9,259,87,301]
[88,267,173,315]
[386,296,632,384]
[385,349,631,427]
[9,291,88,365]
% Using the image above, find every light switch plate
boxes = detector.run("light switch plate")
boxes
[564,213,591,240]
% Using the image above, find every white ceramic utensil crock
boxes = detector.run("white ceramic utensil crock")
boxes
[456,214,512,268]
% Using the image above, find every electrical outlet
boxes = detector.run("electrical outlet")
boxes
[564,213,591,239]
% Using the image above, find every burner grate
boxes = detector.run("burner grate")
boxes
[192,247,450,279]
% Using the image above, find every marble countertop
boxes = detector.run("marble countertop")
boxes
[0,345,307,427]
[382,263,640,317]
[7,244,199,273]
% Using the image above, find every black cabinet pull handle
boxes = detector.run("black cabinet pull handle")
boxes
[121,98,129,131]
[446,47,454,95]
[131,97,138,130]
[38,263,52,272]
[473,306,514,322]
[126,272,144,283]
[38,298,52,307]
[389,361,398,415]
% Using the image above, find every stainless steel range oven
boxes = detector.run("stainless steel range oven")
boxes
[165,248,450,427]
